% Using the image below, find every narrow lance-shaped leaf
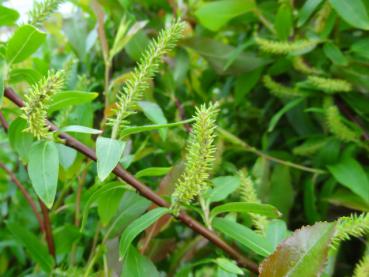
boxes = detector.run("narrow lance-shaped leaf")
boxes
[7,222,54,272]
[213,218,274,257]
[210,202,281,220]
[119,207,169,260]
[28,141,59,208]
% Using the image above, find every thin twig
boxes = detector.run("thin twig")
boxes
[4,87,259,273]
[0,162,45,233]
[217,127,327,175]
[39,199,56,258]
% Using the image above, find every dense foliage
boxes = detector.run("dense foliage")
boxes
[1,0,369,276]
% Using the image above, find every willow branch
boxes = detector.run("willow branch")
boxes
[3,87,258,273]
[0,162,45,233]
[39,199,56,257]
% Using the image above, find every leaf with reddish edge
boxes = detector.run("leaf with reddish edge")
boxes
[259,222,335,277]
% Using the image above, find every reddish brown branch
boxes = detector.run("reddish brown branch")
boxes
[0,111,9,131]
[0,162,45,233]
[4,87,258,273]
[39,199,56,258]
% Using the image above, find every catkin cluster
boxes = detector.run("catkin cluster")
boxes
[22,70,65,139]
[239,170,268,234]
[171,104,218,213]
[28,0,65,26]
[108,20,185,139]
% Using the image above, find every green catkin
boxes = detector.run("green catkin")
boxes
[354,255,369,277]
[28,0,65,26]
[22,70,65,139]
[263,75,305,98]
[292,57,321,75]
[331,213,369,250]
[255,36,317,55]
[308,76,352,93]
[324,97,359,142]
[108,20,185,139]
[239,170,268,234]
[171,103,218,214]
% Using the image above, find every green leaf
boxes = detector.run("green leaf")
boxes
[0,6,19,26]
[183,37,270,75]
[6,24,46,64]
[48,91,98,113]
[53,225,81,255]
[350,38,369,60]
[215,258,243,275]
[195,0,256,31]
[119,207,169,260]
[120,119,194,138]
[81,181,126,230]
[265,219,290,250]
[106,192,151,239]
[205,176,241,204]
[268,165,294,219]
[329,0,369,30]
[304,179,320,224]
[98,187,125,226]
[122,246,159,277]
[7,222,54,272]
[325,188,369,212]
[234,68,262,104]
[327,157,369,203]
[259,222,335,277]
[28,141,59,208]
[275,3,293,40]
[297,0,323,27]
[138,101,168,140]
[213,218,273,257]
[323,42,348,66]
[8,68,42,85]
[96,136,126,181]
[268,98,304,132]
[135,167,172,178]
[8,118,34,162]
[210,202,281,220]
[60,125,102,135]
[56,144,77,170]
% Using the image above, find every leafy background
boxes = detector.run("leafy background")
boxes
[1,0,369,276]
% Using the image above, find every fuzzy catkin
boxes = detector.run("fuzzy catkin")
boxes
[354,255,369,277]
[324,97,359,142]
[22,70,65,139]
[263,75,305,98]
[171,104,218,213]
[255,36,317,55]
[108,20,185,139]
[239,170,268,234]
[308,76,352,93]
[28,0,64,26]
[331,213,369,250]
